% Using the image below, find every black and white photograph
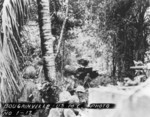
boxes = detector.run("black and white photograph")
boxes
[0,0,150,117]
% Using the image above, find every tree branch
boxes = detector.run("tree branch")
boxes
[55,0,69,58]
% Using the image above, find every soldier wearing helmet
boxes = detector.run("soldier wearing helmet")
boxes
[74,85,87,105]
[48,91,77,117]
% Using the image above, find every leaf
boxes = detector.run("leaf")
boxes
[0,0,31,103]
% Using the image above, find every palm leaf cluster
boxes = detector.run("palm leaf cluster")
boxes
[0,0,31,103]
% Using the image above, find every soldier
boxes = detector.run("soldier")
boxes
[84,73,92,88]
[75,86,86,104]
[66,85,87,117]
[48,91,77,117]
[124,77,138,86]
[69,85,86,104]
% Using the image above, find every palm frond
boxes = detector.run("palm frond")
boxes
[0,0,31,103]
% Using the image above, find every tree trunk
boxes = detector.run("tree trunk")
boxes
[37,0,56,82]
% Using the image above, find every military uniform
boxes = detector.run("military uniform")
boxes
[48,91,77,117]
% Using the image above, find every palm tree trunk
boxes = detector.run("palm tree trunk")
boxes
[37,0,56,82]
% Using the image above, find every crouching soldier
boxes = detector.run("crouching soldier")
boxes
[75,86,87,104]
[71,86,88,117]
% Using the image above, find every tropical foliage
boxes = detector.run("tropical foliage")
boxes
[0,0,31,103]
[106,0,150,80]
[1,0,150,104]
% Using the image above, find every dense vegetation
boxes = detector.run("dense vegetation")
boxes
[0,0,150,104]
